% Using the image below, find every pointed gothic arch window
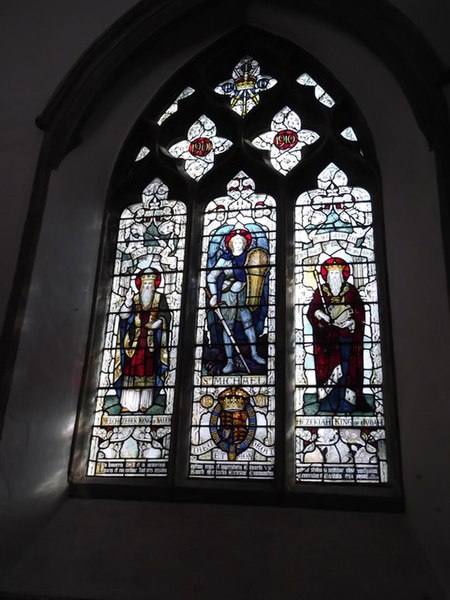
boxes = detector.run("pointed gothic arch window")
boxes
[73,29,399,502]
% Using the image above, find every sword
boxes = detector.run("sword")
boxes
[205,288,251,374]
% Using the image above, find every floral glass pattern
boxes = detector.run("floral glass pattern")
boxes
[189,172,276,479]
[214,56,277,117]
[168,115,233,181]
[251,106,319,175]
[87,178,187,477]
[294,163,387,483]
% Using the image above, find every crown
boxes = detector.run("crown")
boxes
[236,76,256,90]
[218,387,250,411]
[326,263,345,271]
[140,273,157,281]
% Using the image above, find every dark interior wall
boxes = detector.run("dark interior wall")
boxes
[0,0,136,332]
[393,0,450,63]
[0,2,449,599]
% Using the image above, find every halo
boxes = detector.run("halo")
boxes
[225,228,252,251]
[135,268,162,289]
[320,257,350,281]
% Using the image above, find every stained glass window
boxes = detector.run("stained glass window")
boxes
[251,106,319,174]
[294,164,386,483]
[157,86,195,125]
[189,172,276,479]
[341,127,358,142]
[76,31,398,503]
[168,115,232,181]
[87,178,186,477]
[297,73,335,107]
[135,146,150,161]
[215,56,277,117]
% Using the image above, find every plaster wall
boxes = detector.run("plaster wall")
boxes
[392,0,450,64]
[0,2,449,599]
[0,0,136,332]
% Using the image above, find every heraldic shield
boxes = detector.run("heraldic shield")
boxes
[245,247,269,311]
[209,387,257,460]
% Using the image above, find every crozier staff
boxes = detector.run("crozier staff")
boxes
[114,269,170,413]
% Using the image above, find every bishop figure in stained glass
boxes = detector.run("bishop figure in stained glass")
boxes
[114,269,170,414]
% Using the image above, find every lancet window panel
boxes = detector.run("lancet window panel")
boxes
[294,164,387,484]
[189,172,276,480]
[87,179,187,478]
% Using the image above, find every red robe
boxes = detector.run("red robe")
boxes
[115,292,169,390]
[123,308,157,382]
[307,282,365,412]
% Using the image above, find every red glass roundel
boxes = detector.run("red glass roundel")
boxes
[273,129,298,150]
[189,137,213,157]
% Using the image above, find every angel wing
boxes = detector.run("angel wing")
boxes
[207,224,234,269]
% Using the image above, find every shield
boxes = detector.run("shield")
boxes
[209,387,257,460]
[245,247,269,310]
